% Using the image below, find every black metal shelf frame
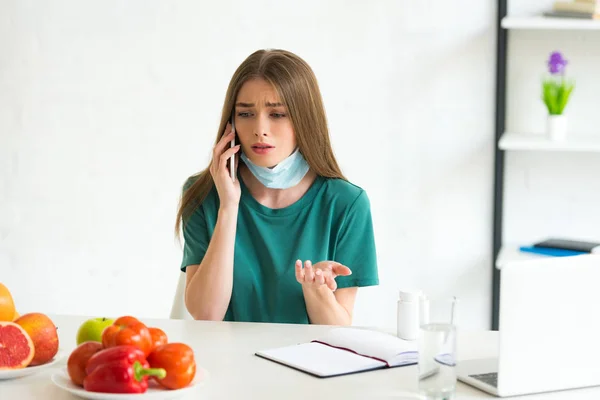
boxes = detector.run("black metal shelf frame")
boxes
[492,0,508,331]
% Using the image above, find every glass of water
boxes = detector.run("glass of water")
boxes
[418,296,458,400]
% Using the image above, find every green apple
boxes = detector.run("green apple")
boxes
[76,317,114,345]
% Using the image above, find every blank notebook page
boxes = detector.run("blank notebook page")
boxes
[256,342,386,377]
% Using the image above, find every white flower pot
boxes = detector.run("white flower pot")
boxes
[546,114,568,141]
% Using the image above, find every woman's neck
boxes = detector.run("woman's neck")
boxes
[239,163,317,209]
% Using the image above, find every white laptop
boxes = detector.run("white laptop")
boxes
[457,254,600,397]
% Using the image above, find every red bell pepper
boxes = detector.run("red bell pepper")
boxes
[83,345,166,394]
[101,316,153,356]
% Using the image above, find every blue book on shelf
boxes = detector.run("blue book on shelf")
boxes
[519,246,586,257]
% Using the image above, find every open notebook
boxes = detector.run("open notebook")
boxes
[255,327,418,378]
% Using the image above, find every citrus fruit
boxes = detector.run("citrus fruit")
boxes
[0,321,35,370]
[0,283,16,322]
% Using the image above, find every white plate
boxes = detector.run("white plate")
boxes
[51,367,207,400]
[0,349,65,380]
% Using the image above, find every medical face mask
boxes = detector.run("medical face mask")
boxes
[240,147,310,189]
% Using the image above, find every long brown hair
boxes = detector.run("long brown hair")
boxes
[175,49,346,237]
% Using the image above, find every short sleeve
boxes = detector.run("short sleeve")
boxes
[180,179,210,272]
[180,205,210,272]
[334,191,379,289]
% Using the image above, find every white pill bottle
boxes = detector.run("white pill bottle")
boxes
[397,290,427,341]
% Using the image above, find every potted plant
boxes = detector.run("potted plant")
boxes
[542,51,575,141]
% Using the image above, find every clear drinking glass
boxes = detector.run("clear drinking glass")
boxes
[418,297,458,400]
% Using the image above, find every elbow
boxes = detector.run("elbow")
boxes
[340,308,353,326]
[318,316,352,326]
[184,291,225,321]
[190,310,225,321]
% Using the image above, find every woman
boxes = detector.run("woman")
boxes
[175,49,378,325]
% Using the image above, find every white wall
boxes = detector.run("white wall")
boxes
[504,1,600,246]
[1,0,496,331]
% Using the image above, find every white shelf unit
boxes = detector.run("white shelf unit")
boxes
[496,245,600,269]
[495,245,553,269]
[492,10,600,328]
[502,15,600,30]
[499,132,600,152]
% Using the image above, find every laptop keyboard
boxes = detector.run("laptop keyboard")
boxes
[469,372,498,388]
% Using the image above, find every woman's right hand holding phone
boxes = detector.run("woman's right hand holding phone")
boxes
[210,122,241,210]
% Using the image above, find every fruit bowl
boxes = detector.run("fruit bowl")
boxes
[50,367,208,399]
[0,349,65,381]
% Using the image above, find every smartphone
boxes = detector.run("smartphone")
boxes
[230,116,236,182]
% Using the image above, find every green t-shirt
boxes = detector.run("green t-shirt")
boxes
[180,173,379,324]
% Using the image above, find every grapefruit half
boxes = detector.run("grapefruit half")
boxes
[0,321,35,370]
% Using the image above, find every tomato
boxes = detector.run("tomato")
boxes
[148,327,168,351]
[147,343,196,390]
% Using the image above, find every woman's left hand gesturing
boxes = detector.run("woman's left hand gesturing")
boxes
[295,260,352,292]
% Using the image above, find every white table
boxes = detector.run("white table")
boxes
[1,315,598,399]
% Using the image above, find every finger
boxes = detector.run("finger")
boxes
[295,260,304,283]
[219,145,241,171]
[331,264,352,277]
[304,260,314,282]
[325,275,337,291]
[315,269,325,286]
[214,130,234,156]
[314,261,342,272]
[214,125,235,157]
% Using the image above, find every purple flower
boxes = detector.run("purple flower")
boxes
[548,51,568,75]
